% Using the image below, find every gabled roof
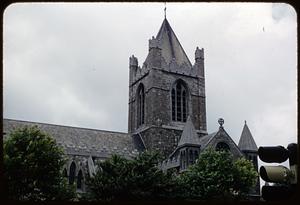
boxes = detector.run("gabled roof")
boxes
[3,119,139,159]
[198,132,217,148]
[199,127,244,157]
[238,121,258,151]
[177,116,200,147]
[156,18,192,67]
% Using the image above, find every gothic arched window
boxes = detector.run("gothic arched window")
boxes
[171,80,188,122]
[180,151,183,168]
[77,170,83,190]
[137,84,145,127]
[183,150,186,169]
[189,150,193,165]
[69,162,76,185]
[216,142,230,152]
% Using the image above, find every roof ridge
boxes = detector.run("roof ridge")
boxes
[3,118,129,135]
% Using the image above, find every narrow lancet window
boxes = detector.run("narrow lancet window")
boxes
[137,84,145,127]
[69,162,76,185]
[172,89,176,121]
[182,90,187,122]
[77,170,83,190]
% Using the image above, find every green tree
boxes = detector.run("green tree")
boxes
[128,151,179,200]
[179,148,258,200]
[3,126,76,201]
[86,151,179,201]
[232,157,258,197]
[86,154,132,201]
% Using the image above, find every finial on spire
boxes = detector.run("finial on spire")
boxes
[245,120,247,124]
[164,2,167,19]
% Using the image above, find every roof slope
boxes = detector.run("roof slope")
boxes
[3,119,138,158]
[198,132,217,148]
[238,122,258,151]
[177,116,200,147]
[156,18,192,67]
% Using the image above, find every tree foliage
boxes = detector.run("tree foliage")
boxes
[3,126,76,201]
[232,157,258,196]
[86,148,257,201]
[86,151,178,201]
[179,148,258,200]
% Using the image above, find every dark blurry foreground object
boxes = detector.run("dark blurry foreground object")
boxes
[259,143,298,201]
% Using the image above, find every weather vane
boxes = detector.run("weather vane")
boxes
[164,2,167,19]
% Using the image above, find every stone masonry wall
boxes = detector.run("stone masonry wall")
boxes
[128,68,206,133]
[140,127,182,158]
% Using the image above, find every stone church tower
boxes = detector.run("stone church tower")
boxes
[128,17,207,157]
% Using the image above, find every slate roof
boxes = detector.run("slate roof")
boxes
[156,18,192,67]
[3,119,139,159]
[198,132,218,148]
[177,116,200,147]
[238,122,258,151]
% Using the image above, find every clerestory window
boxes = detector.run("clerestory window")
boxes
[172,80,188,122]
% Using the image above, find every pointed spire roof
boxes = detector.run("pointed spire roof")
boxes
[156,18,192,67]
[238,121,258,151]
[178,116,200,147]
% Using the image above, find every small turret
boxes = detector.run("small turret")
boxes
[147,36,162,68]
[129,55,138,67]
[149,36,161,51]
[193,47,205,77]
[238,121,260,196]
[129,55,138,85]
[195,46,204,62]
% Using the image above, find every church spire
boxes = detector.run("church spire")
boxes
[238,121,258,151]
[155,17,192,67]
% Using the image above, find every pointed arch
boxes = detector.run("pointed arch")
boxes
[216,142,230,152]
[69,161,76,185]
[171,79,189,122]
[77,170,83,190]
[137,83,145,127]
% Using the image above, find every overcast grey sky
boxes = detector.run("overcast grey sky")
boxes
[3,3,297,150]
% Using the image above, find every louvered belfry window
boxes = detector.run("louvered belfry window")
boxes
[172,80,188,122]
[137,84,145,127]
